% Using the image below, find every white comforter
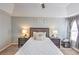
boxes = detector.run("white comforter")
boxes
[16,37,63,55]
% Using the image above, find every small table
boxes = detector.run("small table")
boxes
[62,41,70,48]
[18,37,29,48]
[50,37,60,48]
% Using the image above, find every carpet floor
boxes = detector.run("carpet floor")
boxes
[60,46,79,55]
[0,45,19,55]
[0,44,79,55]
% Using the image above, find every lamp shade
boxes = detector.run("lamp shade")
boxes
[22,29,27,34]
[53,30,58,34]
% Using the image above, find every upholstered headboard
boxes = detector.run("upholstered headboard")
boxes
[30,28,49,37]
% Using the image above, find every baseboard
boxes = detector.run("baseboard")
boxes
[0,43,12,52]
[11,43,18,45]
[0,43,18,53]
[72,47,79,53]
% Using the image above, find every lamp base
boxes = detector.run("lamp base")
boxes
[23,34,27,38]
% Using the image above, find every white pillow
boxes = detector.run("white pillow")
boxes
[33,32,37,39]
[33,32,46,40]
[33,32,37,37]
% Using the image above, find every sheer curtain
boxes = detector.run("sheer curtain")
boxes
[66,17,74,40]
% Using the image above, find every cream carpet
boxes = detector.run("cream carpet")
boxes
[0,45,79,55]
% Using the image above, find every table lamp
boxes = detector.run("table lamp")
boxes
[52,30,58,38]
[22,29,28,38]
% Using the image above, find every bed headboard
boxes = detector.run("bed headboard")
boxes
[30,28,49,37]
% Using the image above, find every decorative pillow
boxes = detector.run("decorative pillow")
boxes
[33,32,46,40]
[36,33,43,40]
[40,32,46,39]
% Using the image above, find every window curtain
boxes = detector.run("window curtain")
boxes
[66,16,77,48]
[66,15,79,48]
[75,16,79,48]
[66,17,74,40]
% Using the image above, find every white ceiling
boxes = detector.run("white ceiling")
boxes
[0,3,14,14]
[67,3,79,17]
[12,3,69,17]
[0,3,79,17]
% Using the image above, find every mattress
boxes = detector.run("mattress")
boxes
[16,37,63,55]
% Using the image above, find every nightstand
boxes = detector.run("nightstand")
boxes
[62,39,70,48]
[18,37,29,48]
[62,41,70,48]
[50,38,60,48]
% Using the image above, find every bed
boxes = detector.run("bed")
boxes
[16,28,63,55]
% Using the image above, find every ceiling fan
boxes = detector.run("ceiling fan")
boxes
[41,3,45,8]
